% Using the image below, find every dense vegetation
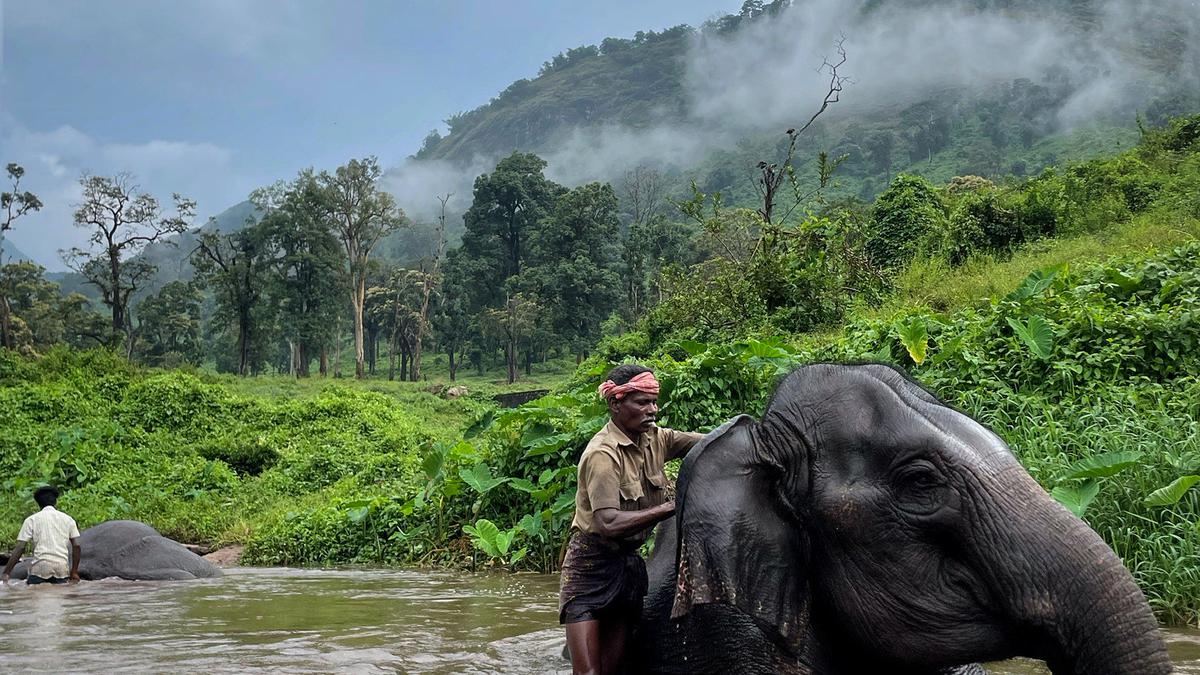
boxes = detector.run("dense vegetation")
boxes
[3,113,1198,626]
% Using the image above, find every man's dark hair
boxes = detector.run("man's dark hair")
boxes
[33,486,59,508]
[604,363,652,386]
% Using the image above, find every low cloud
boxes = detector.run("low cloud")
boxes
[0,120,242,270]
[390,0,1197,225]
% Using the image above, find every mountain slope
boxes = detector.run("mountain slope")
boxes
[0,239,35,265]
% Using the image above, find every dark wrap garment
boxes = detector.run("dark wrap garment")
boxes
[558,532,648,623]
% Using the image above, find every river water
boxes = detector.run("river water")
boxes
[0,567,1196,674]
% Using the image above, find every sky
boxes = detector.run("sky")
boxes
[0,0,736,270]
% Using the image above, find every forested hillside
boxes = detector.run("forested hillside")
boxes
[415,0,1198,203]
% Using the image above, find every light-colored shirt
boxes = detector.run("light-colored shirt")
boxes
[17,505,80,579]
[571,421,703,546]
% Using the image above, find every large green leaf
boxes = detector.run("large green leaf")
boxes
[1065,451,1145,480]
[673,340,710,356]
[1052,479,1100,518]
[1006,263,1066,301]
[1144,475,1200,506]
[1104,268,1143,296]
[894,317,929,365]
[459,464,509,494]
[742,339,792,360]
[1006,315,1055,360]
[462,519,503,558]
[517,513,545,539]
[463,411,495,438]
[551,488,577,515]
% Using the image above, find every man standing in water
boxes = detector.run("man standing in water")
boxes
[560,364,704,675]
[1,486,81,585]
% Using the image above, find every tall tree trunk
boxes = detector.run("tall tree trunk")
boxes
[238,308,252,376]
[525,348,532,377]
[109,248,123,336]
[289,340,297,378]
[353,276,366,379]
[412,333,423,382]
[367,327,377,375]
[400,348,408,382]
[299,343,306,378]
[334,316,343,378]
[506,340,517,384]
[387,327,399,381]
[319,346,328,377]
[0,295,12,350]
[448,348,458,381]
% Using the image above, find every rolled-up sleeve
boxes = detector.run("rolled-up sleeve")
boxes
[580,452,621,512]
[664,428,706,461]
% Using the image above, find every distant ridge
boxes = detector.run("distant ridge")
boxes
[0,238,35,266]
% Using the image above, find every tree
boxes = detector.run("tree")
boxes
[621,165,665,226]
[410,194,450,381]
[863,131,895,181]
[367,269,422,381]
[751,39,847,228]
[258,173,346,377]
[433,256,473,381]
[458,152,564,311]
[522,182,623,359]
[133,280,203,366]
[866,174,947,270]
[192,224,273,375]
[479,293,540,384]
[622,215,698,317]
[1,163,44,349]
[316,157,406,379]
[63,173,194,349]
[0,260,105,354]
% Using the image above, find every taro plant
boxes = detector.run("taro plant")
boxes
[462,518,527,567]
[1050,450,1144,517]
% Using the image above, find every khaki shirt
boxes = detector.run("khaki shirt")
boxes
[571,421,704,546]
[17,506,80,579]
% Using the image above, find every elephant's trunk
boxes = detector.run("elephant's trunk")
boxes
[980,468,1169,675]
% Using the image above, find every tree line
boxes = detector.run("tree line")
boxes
[0,154,701,383]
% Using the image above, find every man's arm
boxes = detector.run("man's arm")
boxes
[1,541,26,582]
[69,538,81,582]
[664,429,707,461]
[594,501,675,540]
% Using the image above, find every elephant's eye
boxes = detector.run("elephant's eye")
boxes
[894,460,948,514]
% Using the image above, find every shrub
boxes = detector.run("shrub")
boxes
[867,174,947,270]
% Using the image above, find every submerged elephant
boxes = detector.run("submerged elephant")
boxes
[10,520,221,581]
[630,364,1168,674]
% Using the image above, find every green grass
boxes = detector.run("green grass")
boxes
[875,206,1200,317]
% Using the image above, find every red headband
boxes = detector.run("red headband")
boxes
[598,371,660,401]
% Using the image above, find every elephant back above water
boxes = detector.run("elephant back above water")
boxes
[12,520,221,581]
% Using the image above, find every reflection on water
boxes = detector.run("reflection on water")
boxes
[0,567,1195,674]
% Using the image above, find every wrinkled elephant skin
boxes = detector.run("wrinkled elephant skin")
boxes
[11,520,222,581]
[631,364,1168,675]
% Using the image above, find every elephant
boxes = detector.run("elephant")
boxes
[628,363,1168,674]
[10,520,222,581]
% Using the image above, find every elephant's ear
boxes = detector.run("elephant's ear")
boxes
[671,414,810,652]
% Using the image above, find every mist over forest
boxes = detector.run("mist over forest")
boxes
[389,0,1199,225]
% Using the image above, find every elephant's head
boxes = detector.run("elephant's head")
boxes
[671,364,1168,674]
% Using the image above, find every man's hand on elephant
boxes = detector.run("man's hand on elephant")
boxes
[68,571,80,584]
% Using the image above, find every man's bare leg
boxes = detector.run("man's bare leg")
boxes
[566,619,602,675]
[599,618,630,675]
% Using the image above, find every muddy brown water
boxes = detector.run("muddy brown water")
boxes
[0,568,1196,673]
